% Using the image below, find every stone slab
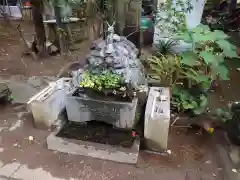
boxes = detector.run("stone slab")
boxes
[12,165,65,180]
[0,162,21,177]
[47,122,140,164]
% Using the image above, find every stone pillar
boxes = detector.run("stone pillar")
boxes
[144,87,171,151]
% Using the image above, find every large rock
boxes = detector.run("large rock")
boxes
[72,29,147,90]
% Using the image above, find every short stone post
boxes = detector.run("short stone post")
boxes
[144,87,171,151]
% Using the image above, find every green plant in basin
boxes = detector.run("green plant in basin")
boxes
[79,70,122,91]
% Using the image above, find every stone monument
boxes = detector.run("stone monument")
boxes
[144,86,171,151]
[66,22,148,129]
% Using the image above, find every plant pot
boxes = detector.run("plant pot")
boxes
[66,89,139,129]
[73,88,134,102]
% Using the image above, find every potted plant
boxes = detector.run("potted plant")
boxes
[77,70,136,102]
[66,67,143,130]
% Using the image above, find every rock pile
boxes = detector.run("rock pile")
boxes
[72,23,147,90]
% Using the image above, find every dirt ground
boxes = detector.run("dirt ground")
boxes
[0,19,88,77]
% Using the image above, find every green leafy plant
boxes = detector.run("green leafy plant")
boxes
[155,39,178,55]
[147,53,209,87]
[148,54,182,86]
[155,0,193,35]
[171,86,208,115]
[79,70,122,91]
[170,25,238,115]
[175,24,239,83]
[215,108,233,122]
[147,53,210,115]
[79,70,137,100]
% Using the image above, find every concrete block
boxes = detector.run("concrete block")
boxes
[144,87,171,151]
[47,122,140,164]
[65,92,138,129]
[27,78,72,129]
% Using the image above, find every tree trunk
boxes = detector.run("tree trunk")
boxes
[32,0,48,57]
[54,5,67,54]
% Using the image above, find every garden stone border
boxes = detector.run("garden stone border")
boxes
[47,121,140,164]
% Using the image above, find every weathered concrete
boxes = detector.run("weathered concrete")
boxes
[144,87,171,151]
[27,78,71,130]
[66,93,139,129]
[0,162,21,177]
[0,75,57,104]
[47,122,140,164]
[12,165,66,180]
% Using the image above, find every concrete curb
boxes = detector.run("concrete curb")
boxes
[47,122,140,164]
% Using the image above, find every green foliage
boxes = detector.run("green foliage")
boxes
[215,108,233,122]
[156,0,193,35]
[148,54,182,86]
[7,95,14,101]
[155,39,178,55]
[148,24,239,115]
[79,70,122,91]
[174,24,239,82]
[148,54,211,88]
[171,87,208,115]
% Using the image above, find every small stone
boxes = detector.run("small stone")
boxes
[205,160,212,164]
[128,172,131,175]
[28,136,33,141]
[212,173,216,177]
[80,161,84,164]
[166,150,172,155]
[232,169,238,173]
[237,68,240,72]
